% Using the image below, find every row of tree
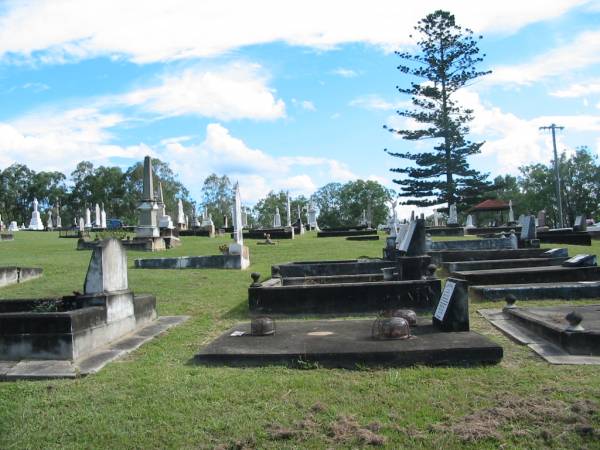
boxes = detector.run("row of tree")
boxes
[1,149,597,230]
[0,159,193,227]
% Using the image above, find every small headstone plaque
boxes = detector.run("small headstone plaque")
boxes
[432,278,469,332]
[520,215,536,240]
[573,215,587,232]
[562,254,597,267]
[543,248,568,258]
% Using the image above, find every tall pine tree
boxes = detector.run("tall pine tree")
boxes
[384,10,491,207]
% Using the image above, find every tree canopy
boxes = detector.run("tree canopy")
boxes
[385,10,492,207]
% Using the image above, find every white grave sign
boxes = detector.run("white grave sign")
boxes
[434,280,456,321]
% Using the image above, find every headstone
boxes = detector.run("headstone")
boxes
[8,221,18,232]
[433,210,439,227]
[465,214,475,229]
[360,209,367,226]
[448,203,458,226]
[136,156,160,238]
[562,254,596,267]
[94,203,101,228]
[28,198,45,230]
[84,238,128,295]
[85,208,92,229]
[273,207,281,228]
[241,211,248,228]
[537,210,546,228]
[100,203,107,229]
[543,248,568,258]
[223,215,228,228]
[286,192,292,227]
[520,215,536,240]
[432,278,469,332]
[517,214,525,226]
[308,201,318,229]
[231,182,244,247]
[46,210,53,230]
[410,210,415,221]
[573,215,587,232]
[508,200,515,223]
[396,219,426,256]
[177,199,185,227]
[55,210,62,229]
[296,205,305,234]
[79,217,85,233]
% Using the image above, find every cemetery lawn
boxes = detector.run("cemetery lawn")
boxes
[1,232,599,450]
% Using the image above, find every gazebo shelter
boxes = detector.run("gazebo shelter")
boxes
[468,199,511,227]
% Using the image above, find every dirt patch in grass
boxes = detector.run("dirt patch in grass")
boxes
[431,395,598,444]
[266,405,386,446]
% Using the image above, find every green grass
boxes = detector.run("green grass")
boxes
[0,232,599,449]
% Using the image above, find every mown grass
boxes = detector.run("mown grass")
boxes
[0,231,599,449]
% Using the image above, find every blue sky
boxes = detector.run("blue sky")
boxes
[0,0,599,217]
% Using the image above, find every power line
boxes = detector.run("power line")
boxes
[539,123,565,228]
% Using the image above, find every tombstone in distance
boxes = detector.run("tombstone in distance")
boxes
[520,215,536,240]
[432,278,469,332]
[573,215,587,232]
[562,254,597,268]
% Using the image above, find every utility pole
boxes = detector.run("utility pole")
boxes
[539,123,565,228]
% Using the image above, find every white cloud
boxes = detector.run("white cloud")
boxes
[489,30,600,85]
[0,107,149,171]
[0,0,590,64]
[350,94,410,111]
[551,80,600,98]
[156,123,358,202]
[454,89,600,172]
[120,63,285,121]
[300,100,316,111]
[332,68,357,78]
[22,82,49,92]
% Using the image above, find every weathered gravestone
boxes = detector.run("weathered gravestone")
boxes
[562,254,596,267]
[520,215,536,240]
[84,238,128,294]
[397,219,426,256]
[432,277,469,332]
[573,215,587,232]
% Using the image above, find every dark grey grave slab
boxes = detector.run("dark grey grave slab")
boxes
[443,257,567,273]
[346,235,380,241]
[538,231,592,246]
[428,248,552,265]
[451,265,600,286]
[428,237,514,251]
[470,281,600,302]
[480,306,600,364]
[425,227,465,237]
[317,229,377,238]
[5,360,77,380]
[249,278,441,315]
[194,319,503,368]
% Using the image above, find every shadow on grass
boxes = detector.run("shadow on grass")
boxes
[221,299,250,320]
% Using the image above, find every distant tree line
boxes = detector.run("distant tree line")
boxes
[0,159,193,226]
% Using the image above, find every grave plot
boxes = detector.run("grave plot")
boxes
[428,247,562,266]
[480,303,600,364]
[198,278,502,368]
[442,256,568,274]
[0,238,188,380]
[249,219,440,315]
[135,183,250,270]
[0,267,43,288]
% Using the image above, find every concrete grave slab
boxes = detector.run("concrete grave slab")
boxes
[479,306,600,364]
[0,316,189,380]
[470,281,600,302]
[195,319,502,368]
